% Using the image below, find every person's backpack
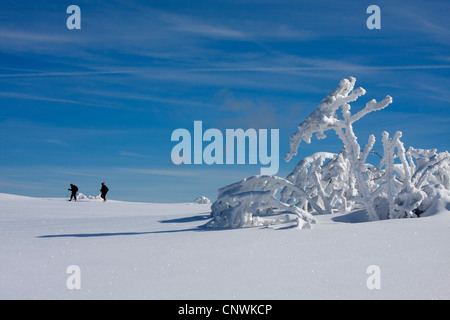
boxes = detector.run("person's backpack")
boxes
[73,185,79,192]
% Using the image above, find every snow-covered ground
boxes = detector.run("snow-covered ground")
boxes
[0,192,449,300]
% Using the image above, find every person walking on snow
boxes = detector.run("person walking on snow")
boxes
[100,182,109,202]
[68,184,78,201]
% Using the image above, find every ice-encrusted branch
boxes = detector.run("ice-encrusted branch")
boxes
[350,96,393,123]
[208,175,317,229]
[285,76,392,163]
[284,77,393,221]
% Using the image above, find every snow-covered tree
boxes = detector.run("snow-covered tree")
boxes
[208,77,450,228]
[374,138,450,219]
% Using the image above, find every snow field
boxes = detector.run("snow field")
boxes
[0,193,449,299]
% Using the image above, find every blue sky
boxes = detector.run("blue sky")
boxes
[0,0,449,202]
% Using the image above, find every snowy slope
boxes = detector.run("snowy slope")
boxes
[0,193,449,300]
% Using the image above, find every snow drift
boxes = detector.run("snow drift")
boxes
[194,196,211,204]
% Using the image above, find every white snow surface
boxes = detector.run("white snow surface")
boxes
[1,192,449,300]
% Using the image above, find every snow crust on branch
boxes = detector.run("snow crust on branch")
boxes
[286,77,365,161]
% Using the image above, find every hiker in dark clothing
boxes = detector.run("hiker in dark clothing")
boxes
[68,184,78,201]
[100,182,109,202]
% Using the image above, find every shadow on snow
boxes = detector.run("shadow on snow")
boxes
[37,211,367,238]
[37,214,213,238]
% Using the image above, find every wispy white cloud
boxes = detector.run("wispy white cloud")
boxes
[117,151,155,159]
[117,168,200,177]
[0,91,140,111]
[0,119,157,142]
[83,89,215,109]
[388,2,450,44]
[0,30,74,42]
[116,167,259,181]
[0,91,88,104]
[158,10,313,41]
[189,64,450,73]
[214,88,280,129]
[169,21,248,39]
[118,151,145,157]
[43,139,69,147]
[0,70,130,78]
